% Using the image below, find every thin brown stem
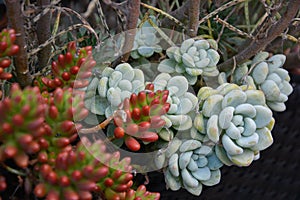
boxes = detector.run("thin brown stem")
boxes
[121,0,140,62]
[79,116,114,134]
[188,0,201,37]
[6,0,32,87]
[218,0,300,72]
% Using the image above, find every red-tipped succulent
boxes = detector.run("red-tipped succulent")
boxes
[113,83,170,151]
[0,29,19,80]
[36,42,96,90]
[0,84,46,168]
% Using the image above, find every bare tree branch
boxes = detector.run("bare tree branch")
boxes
[37,0,52,71]
[218,0,300,72]
[121,0,140,62]
[188,0,201,37]
[6,0,32,87]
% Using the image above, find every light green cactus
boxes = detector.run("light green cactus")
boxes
[196,83,275,167]
[158,38,220,85]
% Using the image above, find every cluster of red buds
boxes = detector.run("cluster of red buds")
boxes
[113,83,170,151]
[34,139,134,200]
[0,84,46,168]
[0,29,19,80]
[36,42,96,90]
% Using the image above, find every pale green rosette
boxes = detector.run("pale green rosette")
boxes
[231,52,293,112]
[155,139,222,196]
[196,83,275,167]
[151,73,198,141]
[158,38,220,85]
[85,63,145,118]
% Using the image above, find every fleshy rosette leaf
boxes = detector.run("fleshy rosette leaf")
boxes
[151,73,198,140]
[112,83,170,151]
[131,16,162,59]
[231,52,293,112]
[0,84,46,168]
[156,139,222,196]
[158,38,220,85]
[0,28,19,80]
[196,83,275,167]
[86,63,145,118]
[36,42,96,90]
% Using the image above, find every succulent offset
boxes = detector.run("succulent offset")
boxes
[36,42,96,91]
[155,139,222,196]
[196,83,275,166]
[131,17,162,59]
[158,38,220,85]
[0,28,19,80]
[230,52,293,112]
[113,83,170,151]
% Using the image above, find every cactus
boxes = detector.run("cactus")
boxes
[0,28,19,80]
[158,38,220,85]
[196,83,275,166]
[35,42,96,90]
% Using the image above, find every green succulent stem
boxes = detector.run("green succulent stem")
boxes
[1,163,26,176]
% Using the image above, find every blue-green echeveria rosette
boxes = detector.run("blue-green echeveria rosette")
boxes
[150,73,198,141]
[158,38,220,85]
[155,139,222,196]
[231,52,293,112]
[85,63,145,118]
[131,16,162,59]
[195,83,275,167]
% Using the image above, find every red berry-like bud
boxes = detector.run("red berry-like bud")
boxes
[118,173,133,184]
[54,137,70,148]
[8,45,19,56]
[0,72,12,80]
[145,83,154,91]
[113,116,123,127]
[58,54,65,66]
[150,116,166,129]
[53,78,63,87]
[0,176,6,192]
[0,41,7,52]
[38,152,48,163]
[83,165,94,177]
[125,136,140,151]
[65,52,73,64]
[114,184,128,192]
[40,164,52,178]
[77,180,97,191]
[104,178,114,187]
[46,190,60,200]
[62,71,71,81]
[38,138,49,149]
[125,124,138,136]
[49,105,59,119]
[71,170,82,181]
[138,121,151,132]
[21,105,31,116]
[59,175,70,187]
[140,132,159,142]
[130,93,137,106]
[4,145,17,158]
[14,152,29,168]
[138,91,147,105]
[70,66,79,75]
[147,91,155,103]
[12,114,24,126]
[46,171,57,184]
[114,127,125,138]
[51,61,59,74]
[78,191,92,200]
[2,123,13,134]
[93,166,109,180]
[63,189,79,200]
[141,105,150,116]
[131,108,141,121]
[0,59,11,68]
[34,183,47,198]
[26,141,40,154]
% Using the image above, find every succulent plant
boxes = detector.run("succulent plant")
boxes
[231,52,293,112]
[158,38,220,85]
[0,28,19,80]
[86,63,145,118]
[195,83,275,166]
[0,84,46,168]
[131,17,162,59]
[155,138,222,196]
[150,73,198,141]
[36,42,96,90]
[112,83,170,151]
